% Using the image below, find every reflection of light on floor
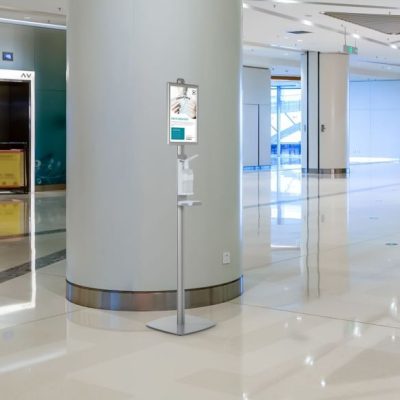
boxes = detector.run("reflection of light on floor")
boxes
[270,245,300,250]
[350,157,399,164]
[30,191,37,313]
[0,193,36,316]
[304,355,314,366]
[0,348,66,374]
[271,204,302,220]
[0,302,35,316]
[270,173,302,195]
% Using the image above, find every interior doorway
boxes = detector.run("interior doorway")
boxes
[0,70,35,193]
[271,77,302,167]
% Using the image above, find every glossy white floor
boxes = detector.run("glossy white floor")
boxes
[1,163,400,399]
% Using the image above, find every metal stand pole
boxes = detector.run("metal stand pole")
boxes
[177,144,185,333]
[147,145,215,336]
[177,199,185,333]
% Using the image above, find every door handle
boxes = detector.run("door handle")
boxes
[321,124,326,133]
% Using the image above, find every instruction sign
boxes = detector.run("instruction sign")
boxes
[168,82,198,144]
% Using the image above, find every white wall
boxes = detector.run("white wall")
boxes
[350,80,400,160]
[243,66,271,167]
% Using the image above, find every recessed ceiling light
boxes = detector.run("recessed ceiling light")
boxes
[352,33,361,39]
[287,30,312,35]
[390,44,398,49]
[243,3,249,8]
[297,39,303,42]
[302,19,313,26]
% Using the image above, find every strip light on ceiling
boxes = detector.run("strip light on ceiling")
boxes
[0,17,65,30]
[268,0,398,9]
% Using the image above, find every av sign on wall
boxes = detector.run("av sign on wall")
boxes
[168,82,198,144]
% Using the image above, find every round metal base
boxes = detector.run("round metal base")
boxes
[147,315,216,336]
[66,276,243,311]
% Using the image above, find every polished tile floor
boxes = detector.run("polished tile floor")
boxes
[1,163,400,399]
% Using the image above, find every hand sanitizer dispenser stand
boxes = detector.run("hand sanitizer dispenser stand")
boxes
[147,79,216,336]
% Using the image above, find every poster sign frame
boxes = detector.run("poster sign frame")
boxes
[168,81,199,145]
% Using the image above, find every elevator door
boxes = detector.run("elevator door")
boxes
[0,81,30,189]
[0,81,30,143]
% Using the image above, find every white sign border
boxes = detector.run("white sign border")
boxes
[167,81,199,145]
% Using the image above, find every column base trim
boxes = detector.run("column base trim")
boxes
[66,277,243,311]
[302,168,349,177]
[35,184,66,192]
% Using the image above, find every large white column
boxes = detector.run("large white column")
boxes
[301,52,349,175]
[66,0,242,310]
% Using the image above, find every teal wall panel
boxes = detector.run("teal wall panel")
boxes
[35,90,66,185]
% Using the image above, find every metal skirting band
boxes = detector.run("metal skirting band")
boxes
[35,184,66,192]
[302,168,349,177]
[66,276,243,312]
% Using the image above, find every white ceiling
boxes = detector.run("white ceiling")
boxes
[0,0,66,25]
[0,0,399,79]
[244,0,400,79]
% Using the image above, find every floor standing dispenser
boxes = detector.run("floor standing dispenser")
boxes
[147,79,216,336]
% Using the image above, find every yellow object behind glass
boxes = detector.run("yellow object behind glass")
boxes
[0,150,25,188]
[0,201,26,237]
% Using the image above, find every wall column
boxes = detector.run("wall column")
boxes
[301,52,349,175]
[66,0,242,311]
[242,67,271,168]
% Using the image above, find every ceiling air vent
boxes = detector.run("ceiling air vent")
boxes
[287,30,313,35]
[324,12,400,35]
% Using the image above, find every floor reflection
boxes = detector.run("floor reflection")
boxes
[0,200,28,239]
[0,191,66,318]
[242,163,400,325]
[0,193,36,316]
[1,164,400,398]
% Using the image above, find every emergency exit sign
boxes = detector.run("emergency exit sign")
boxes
[343,45,358,55]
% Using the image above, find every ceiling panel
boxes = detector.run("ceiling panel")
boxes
[324,12,400,35]
[0,0,66,25]
[244,0,400,78]
[0,0,399,79]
